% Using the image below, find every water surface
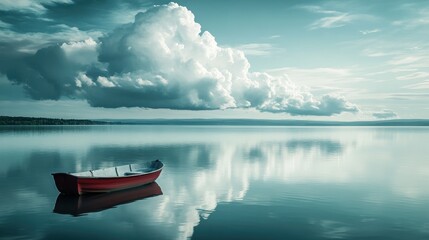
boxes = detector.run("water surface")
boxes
[0,126,428,239]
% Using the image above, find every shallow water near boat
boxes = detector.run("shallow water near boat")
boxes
[1,125,429,239]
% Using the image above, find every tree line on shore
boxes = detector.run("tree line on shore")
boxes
[0,116,105,125]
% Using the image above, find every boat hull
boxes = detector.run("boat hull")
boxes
[52,161,163,195]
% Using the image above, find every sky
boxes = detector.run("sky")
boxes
[0,0,428,120]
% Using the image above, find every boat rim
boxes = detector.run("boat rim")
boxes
[51,161,164,179]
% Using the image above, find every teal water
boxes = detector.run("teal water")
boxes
[0,126,428,239]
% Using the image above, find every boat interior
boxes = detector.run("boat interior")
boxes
[70,161,162,178]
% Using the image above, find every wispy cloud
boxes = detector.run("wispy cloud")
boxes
[0,20,11,29]
[404,81,429,90]
[365,68,417,77]
[299,5,341,15]
[268,35,281,39]
[310,14,352,29]
[361,48,395,57]
[359,29,380,35]
[0,24,101,53]
[300,5,371,29]
[235,43,280,56]
[397,72,429,81]
[0,0,73,14]
[268,67,352,77]
[392,8,429,28]
[390,93,429,99]
[266,67,357,86]
[388,56,422,65]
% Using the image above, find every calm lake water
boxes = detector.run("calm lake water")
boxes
[0,126,429,240]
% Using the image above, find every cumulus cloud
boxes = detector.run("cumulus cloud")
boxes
[372,109,398,119]
[1,2,359,116]
[5,45,79,100]
[75,72,95,88]
[61,38,98,65]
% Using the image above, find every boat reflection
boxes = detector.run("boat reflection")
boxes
[53,182,163,216]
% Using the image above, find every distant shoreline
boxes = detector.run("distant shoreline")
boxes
[0,116,106,125]
[2,116,429,126]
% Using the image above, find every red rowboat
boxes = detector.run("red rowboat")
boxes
[53,182,163,216]
[52,160,163,195]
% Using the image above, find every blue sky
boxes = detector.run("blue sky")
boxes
[0,0,428,120]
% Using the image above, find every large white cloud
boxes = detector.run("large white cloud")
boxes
[94,2,250,110]
[2,2,359,116]
[90,2,358,115]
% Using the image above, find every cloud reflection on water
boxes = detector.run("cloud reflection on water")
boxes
[0,126,429,239]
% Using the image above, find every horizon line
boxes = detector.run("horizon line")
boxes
[2,116,429,126]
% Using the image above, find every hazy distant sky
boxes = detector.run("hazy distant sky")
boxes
[0,0,428,120]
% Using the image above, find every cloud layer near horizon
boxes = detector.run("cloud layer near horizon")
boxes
[1,2,359,116]
[372,109,397,119]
